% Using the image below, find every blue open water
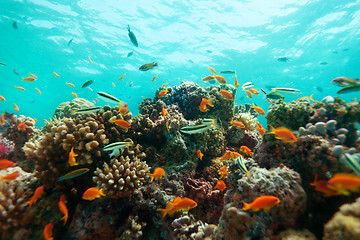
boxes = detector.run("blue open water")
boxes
[1,0,360,126]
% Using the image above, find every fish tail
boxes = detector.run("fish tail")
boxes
[26,200,33,207]
[309,94,313,101]
[61,215,68,225]
[268,125,275,134]
[208,97,215,107]
[242,201,251,211]
[157,208,168,220]
[99,188,106,196]
[146,173,154,182]
[211,119,219,129]
[154,62,158,67]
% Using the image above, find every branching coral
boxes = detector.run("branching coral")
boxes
[23,116,109,188]
[93,144,149,198]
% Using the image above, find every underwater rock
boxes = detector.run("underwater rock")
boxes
[323,197,360,240]
[171,214,215,239]
[93,144,149,198]
[277,228,317,240]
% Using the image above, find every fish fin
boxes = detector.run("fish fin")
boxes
[60,215,68,225]
[252,208,261,212]
[99,188,106,197]
[309,94,313,101]
[157,208,168,220]
[268,125,275,134]
[242,201,251,211]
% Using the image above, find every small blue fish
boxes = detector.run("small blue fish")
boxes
[82,80,94,88]
[127,51,134,57]
[12,21,17,29]
[127,25,138,47]
[68,38,74,47]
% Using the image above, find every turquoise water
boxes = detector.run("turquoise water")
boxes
[1,0,360,126]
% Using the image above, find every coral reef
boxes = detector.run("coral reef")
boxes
[323,197,360,240]
[0,137,14,159]
[171,214,216,239]
[93,144,149,198]
[53,98,95,118]
[119,216,147,240]
[277,228,317,240]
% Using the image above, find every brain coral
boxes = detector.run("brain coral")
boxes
[93,144,150,198]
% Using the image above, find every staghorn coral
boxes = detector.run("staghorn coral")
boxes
[323,197,360,240]
[23,116,109,189]
[0,181,30,234]
[93,144,149,198]
[53,98,95,118]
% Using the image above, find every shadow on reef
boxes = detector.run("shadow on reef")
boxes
[1,82,360,239]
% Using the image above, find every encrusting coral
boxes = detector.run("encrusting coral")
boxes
[93,143,150,198]
[323,197,360,240]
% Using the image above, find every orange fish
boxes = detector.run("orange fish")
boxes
[68,147,79,166]
[0,113,5,123]
[220,90,233,100]
[0,171,19,181]
[118,107,130,114]
[218,166,227,179]
[229,119,245,129]
[208,66,216,75]
[251,104,265,115]
[53,72,60,77]
[268,126,297,143]
[152,75,158,82]
[88,56,93,63]
[296,94,313,102]
[310,175,340,197]
[29,73,38,79]
[14,103,19,112]
[146,167,165,182]
[0,159,16,169]
[157,197,197,220]
[18,122,27,131]
[58,197,68,225]
[161,83,168,87]
[94,98,100,102]
[72,92,78,98]
[197,150,204,160]
[248,88,260,95]
[109,119,131,129]
[27,186,44,207]
[118,73,126,81]
[234,75,239,88]
[21,76,36,82]
[219,151,242,162]
[162,107,168,116]
[15,86,25,91]
[215,75,226,84]
[82,187,106,201]
[214,180,227,191]
[0,95,5,101]
[327,173,360,195]
[202,75,215,82]
[158,90,168,98]
[242,195,280,212]
[244,89,252,99]
[35,87,42,95]
[199,97,215,112]
[256,123,266,136]
[66,82,75,87]
[240,146,253,157]
[43,223,54,240]
[112,82,116,87]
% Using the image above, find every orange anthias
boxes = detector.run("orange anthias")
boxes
[118,107,130,114]
[18,122,27,130]
[0,171,20,181]
[310,175,340,197]
[327,173,360,195]
[215,75,226,84]
[27,186,44,207]
[43,223,54,240]
[197,150,204,160]
[68,147,79,167]
[248,88,260,95]
[158,90,168,98]
[199,97,215,112]
[229,119,245,129]
[244,89,252,99]
[220,90,233,100]
[242,195,280,212]
[0,159,16,169]
[240,146,253,157]
[162,107,168,116]
[267,126,297,143]
[58,195,68,225]
[256,123,266,136]
[82,187,106,201]
[218,166,227,179]
[215,180,227,191]
[251,104,265,115]
[157,197,197,220]
[147,167,165,182]
[234,75,239,88]
[109,119,131,129]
